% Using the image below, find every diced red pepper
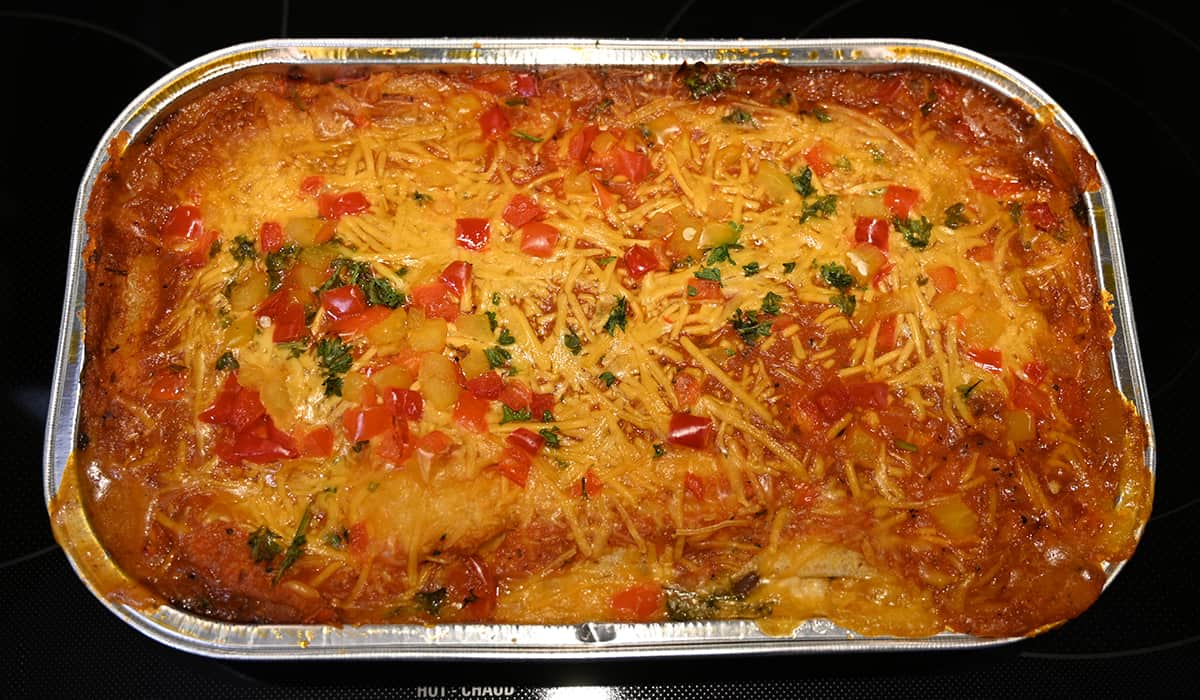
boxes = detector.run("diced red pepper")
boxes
[966,346,1003,373]
[299,175,324,196]
[478,104,510,140]
[342,405,392,443]
[570,468,603,498]
[854,217,890,250]
[685,278,723,302]
[346,521,369,557]
[322,285,369,322]
[498,380,532,412]
[1012,379,1051,419]
[414,430,454,458]
[591,176,615,210]
[877,315,898,352]
[149,373,187,401]
[514,72,539,97]
[672,372,702,409]
[453,393,491,433]
[967,244,995,262]
[519,222,559,258]
[812,379,851,421]
[439,261,473,298]
[1025,202,1059,231]
[256,289,310,343]
[847,381,889,409]
[298,426,334,458]
[326,305,390,336]
[259,221,284,253]
[216,414,300,464]
[970,174,1023,197]
[667,413,714,449]
[410,281,460,322]
[1023,360,1047,384]
[623,244,662,280]
[384,388,424,421]
[502,194,546,228]
[495,446,532,487]
[200,374,266,432]
[611,582,662,621]
[883,185,920,219]
[926,265,958,293]
[163,204,204,241]
[569,125,599,162]
[455,218,491,251]
[530,392,556,421]
[318,191,370,219]
[684,472,705,500]
[466,372,505,400]
[804,143,833,177]
[506,427,545,455]
[611,147,651,184]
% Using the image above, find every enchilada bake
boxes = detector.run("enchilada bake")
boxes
[74,61,1150,638]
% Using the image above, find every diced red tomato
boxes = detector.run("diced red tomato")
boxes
[505,427,545,455]
[966,346,1003,373]
[259,221,284,253]
[502,194,546,228]
[686,278,723,302]
[149,373,187,401]
[384,388,424,421]
[256,290,310,343]
[611,582,662,621]
[804,143,833,176]
[514,72,539,97]
[667,412,714,449]
[967,244,994,262]
[970,174,1023,197]
[298,426,334,458]
[1023,361,1047,384]
[847,381,889,409]
[321,285,369,321]
[454,218,491,251]
[684,472,705,500]
[498,380,533,412]
[530,392,556,421]
[854,217,890,250]
[611,147,651,184]
[519,222,559,257]
[478,104,510,140]
[495,446,532,487]
[299,175,324,196]
[326,306,390,335]
[926,265,958,293]
[1025,202,1059,231]
[200,374,265,432]
[415,430,454,458]
[624,244,661,280]
[883,185,920,219]
[438,261,472,298]
[410,281,460,322]
[342,405,392,443]
[570,469,603,498]
[318,191,370,219]
[453,393,491,433]
[569,125,600,162]
[466,372,505,400]
[591,176,615,210]
[163,204,204,241]
[216,414,300,464]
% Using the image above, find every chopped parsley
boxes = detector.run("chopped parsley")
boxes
[215,351,239,371]
[782,261,797,274]
[500,405,532,424]
[484,346,511,369]
[681,64,735,99]
[208,239,222,258]
[1008,202,1023,224]
[497,328,516,346]
[415,588,448,616]
[512,129,543,143]
[761,291,783,316]
[730,308,772,345]
[799,194,838,224]
[412,191,432,203]
[894,439,919,453]
[694,267,722,283]
[812,107,832,123]
[830,292,857,317]
[791,167,815,197]
[563,331,583,355]
[316,336,353,397]
[686,285,699,297]
[319,258,404,308]
[596,255,617,267]
[722,107,757,126]
[281,340,309,358]
[742,262,761,276]
[485,310,498,332]
[819,262,854,291]
[491,292,501,305]
[705,241,743,266]
[247,526,282,564]
[538,427,562,449]
[273,500,313,584]
[323,528,348,550]
[652,443,666,458]
[894,216,933,249]
[231,235,257,263]
[265,245,300,292]
[958,379,983,398]
[868,144,886,163]
[603,296,628,335]
[599,371,617,387]
[944,202,970,229]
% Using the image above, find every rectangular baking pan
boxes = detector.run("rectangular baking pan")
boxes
[44,38,1156,659]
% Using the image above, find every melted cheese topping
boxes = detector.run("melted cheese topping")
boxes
[76,65,1150,637]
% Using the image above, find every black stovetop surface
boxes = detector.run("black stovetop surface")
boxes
[3,2,1197,697]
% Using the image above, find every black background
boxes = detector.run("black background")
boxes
[2,1,1197,697]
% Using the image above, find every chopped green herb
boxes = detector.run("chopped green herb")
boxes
[323,528,348,549]
[491,292,501,305]
[511,129,543,143]
[1008,202,1023,224]
[916,275,929,286]
[318,258,404,308]
[273,501,313,584]
[761,291,783,316]
[920,90,938,116]
[944,202,970,229]
[868,144,886,163]
[790,167,815,197]
[541,410,554,423]
[603,296,628,335]
[484,346,511,369]
[596,255,617,267]
[208,238,222,258]
[958,379,983,398]
[215,351,239,371]
[894,216,933,249]
[497,328,516,346]
[247,526,282,564]
[694,267,722,283]
[265,245,300,292]
[367,481,380,492]
[316,336,353,397]
[505,97,528,107]
[830,292,857,317]
[799,194,838,224]
[894,439,919,453]
[681,65,735,99]
[652,443,666,458]
[412,191,432,203]
[599,371,617,387]
[593,98,614,114]
[820,262,854,291]
[722,108,757,126]
[742,262,761,276]
[705,242,743,266]
[281,340,309,358]
[812,107,832,123]
[730,308,772,345]
[363,277,404,308]
[485,310,498,332]
[639,124,653,141]
[686,285,699,297]
[538,427,561,449]
[782,261,797,274]
[834,156,852,171]
[231,235,257,263]
[563,331,583,355]
[414,588,448,616]
[500,405,532,424]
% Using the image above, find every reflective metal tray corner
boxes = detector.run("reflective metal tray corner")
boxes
[44,38,1155,660]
